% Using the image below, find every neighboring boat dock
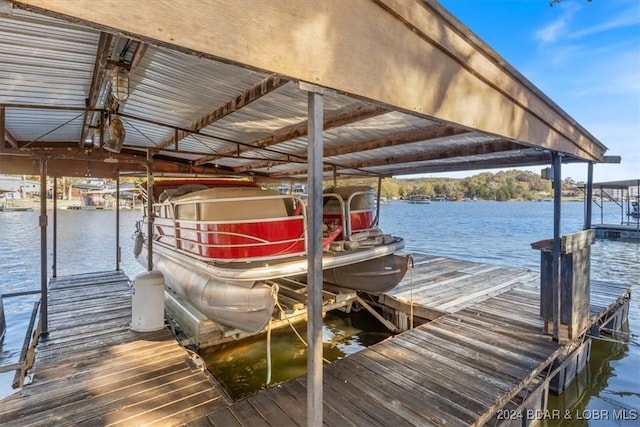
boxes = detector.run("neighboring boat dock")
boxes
[0,254,631,426]
[587,179,640,241]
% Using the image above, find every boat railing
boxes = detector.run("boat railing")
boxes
[322,190,379,239]
[152,193,310,262]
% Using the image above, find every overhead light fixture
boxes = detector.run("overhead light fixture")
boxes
[111,65,129,101]
[104,116,125,153]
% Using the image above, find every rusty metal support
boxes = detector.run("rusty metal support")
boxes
[306,90,324,427]
[1,105,5,151]
[39,157,49,338]
[146,150,154,271]
[552,152,562,342]
[52,177,57,278]
[584,162,593,230]
[116,174,121,271]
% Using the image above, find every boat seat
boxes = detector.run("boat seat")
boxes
[173,187,288,221]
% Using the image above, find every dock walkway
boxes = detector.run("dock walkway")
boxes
[0,257,631,426]
[0,270,230,426]
[201,255,631,426]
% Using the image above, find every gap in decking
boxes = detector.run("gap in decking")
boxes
[196,307,395,401]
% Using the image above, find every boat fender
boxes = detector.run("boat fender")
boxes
[322,225,343,249]
[329,241,344,252]
[343,240,359,251]
[133,232,144,258]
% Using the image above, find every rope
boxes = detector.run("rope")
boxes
[266,316,273,385]
[589,334,640,347]
[266,284,279,385]
[273,285,330,364]
[599,327,639,338]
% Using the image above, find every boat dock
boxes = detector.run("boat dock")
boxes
[0,256,631,426]
[587,178,640,241]
[0,271,231,427]
[592,223,640,241]
[201,254,631,426]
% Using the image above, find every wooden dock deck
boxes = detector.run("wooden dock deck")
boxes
[0,270,231,426]
[378,254,541,323]
[0,257,631,426]
[198,255,631,426]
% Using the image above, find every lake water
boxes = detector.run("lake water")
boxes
[0,201,638,423]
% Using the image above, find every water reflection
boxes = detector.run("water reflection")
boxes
[199,310,392,400]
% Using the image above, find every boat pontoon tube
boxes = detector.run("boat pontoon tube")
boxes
[148,250,275,334]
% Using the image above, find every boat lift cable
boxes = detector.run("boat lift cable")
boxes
[588,333,640,347]
[266,284,278,385]
[271,284,330,365]
[599,327,639,339]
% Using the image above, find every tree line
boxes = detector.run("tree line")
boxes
[338,170,582,201]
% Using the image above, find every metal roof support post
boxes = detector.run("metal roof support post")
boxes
[116,174,121,271]
[52,177,57,278]
[306,89,324,427]
[621,189,624,224]
[551,152,562,342]
[375,177,382,227]
[39,157,49,338]
[636,181,639,230]
[146,150,154,272]
[1,106,5,151]
[584,162,593,230]
[600,186,604,225]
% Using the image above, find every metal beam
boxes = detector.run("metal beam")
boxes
[146,150,154,272]
[0,150,233,178]
[585,162,593,230]
[270,141,532,178]
[306,90,324,427]
[194,103,388,166]
[234,124,471,173]
[39,157,49,338]
[116,175,121,271]
[156,75,289,150]
[551,152,562,342]
[1,105,5,150]
[52,177,57,278]
[11,0,607,162]
[362,152,557,176]
[81,32,115,145]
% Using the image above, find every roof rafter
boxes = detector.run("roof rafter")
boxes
[194,103,389,166]
[81,32,114,145]
[156,74,289,150]
[234,124,472,173]
[270,139,525,177]
[3,130,19,149]
[384,154,556,175]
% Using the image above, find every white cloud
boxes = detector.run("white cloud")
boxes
[569,5,640,39]
[533,2,580,44]
[534,18,567,44]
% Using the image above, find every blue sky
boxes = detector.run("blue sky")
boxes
[436,0,640,183]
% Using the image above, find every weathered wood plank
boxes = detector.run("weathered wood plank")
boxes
[1,271,230,426]
[223,400,270,427]
[245,392,298,427]
[325,356,443,426]
[262,386,308,426]
[207,407,243,427]
[197,254,630,427]
[346,349,477,425]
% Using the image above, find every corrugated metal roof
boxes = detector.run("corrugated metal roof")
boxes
[0,4,609,179]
